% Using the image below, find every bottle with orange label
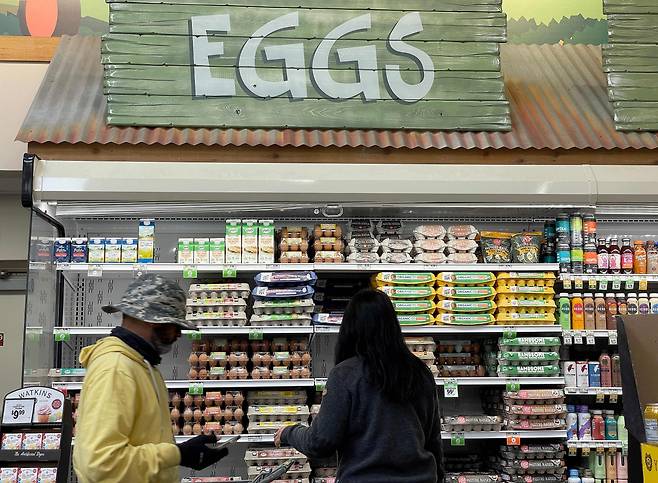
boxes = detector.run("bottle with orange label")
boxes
[571,293,585,330]
[634,240,647,274]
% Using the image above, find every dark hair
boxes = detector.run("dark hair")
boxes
[335,288,432,402]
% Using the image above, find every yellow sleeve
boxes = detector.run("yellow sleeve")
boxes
[73,365,181,483]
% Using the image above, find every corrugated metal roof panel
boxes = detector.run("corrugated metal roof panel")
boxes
[16,36,658,150]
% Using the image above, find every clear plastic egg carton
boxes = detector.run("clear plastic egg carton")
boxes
[253,299,315,315]
[504,404,567,419]
[497,351,560,367]
[438,353,482,365]
[499,444,565,461]
[439,365,486,377]
[188,283,251,299]
[497,364,560,377]
[247,463,312,480]
[413,224,447,240]
[250,314,312,327]
[255,271,317,286]
[247,421,301,434]
[445,474,500,483]
[495,459,565,476]
[404,337,437,352]
[497,337,561,353]
[441,415,503,432]
[248,390,308,406]
[504,418,565,431]
[503,389,564,406]
[495,285,555,296]
[186,298,248,312]
[247,405,310,423]
[244,448,307,466]
[190,313,249,327]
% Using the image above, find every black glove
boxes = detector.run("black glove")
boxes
[177,433,228,470]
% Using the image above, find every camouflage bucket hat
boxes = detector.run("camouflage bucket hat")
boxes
[102,274,197,330]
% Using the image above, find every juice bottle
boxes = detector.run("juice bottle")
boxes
[558,293,571,330]
[609,237,621,274]
[597,237,609,274]
[605,293,618,330]
[616,293,628,316]
[644,403,658,445]
[651,293,658,314]
[571,294,584,330]
[583,293,595,330]
[594,293,607,330]
[634,240,647,274]
[606,448,617,476]
[627,293,638,315]
[617,450,628,480]
[639,293,650,315]
[648,241,658,274]
[621,237,634,274]
[611,354,622,387]
[599,352,612,387]
[605,410,618,440]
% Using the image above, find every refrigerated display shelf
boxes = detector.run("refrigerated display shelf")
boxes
[313,377,565,388]
[559,274,658,283]
[567,440,625,449]
[562,330,618,345]
[440,430,566,440]
[56,262,559,275]
[52,379,316,391]
[53,326,314,336]
[564,387,623,396]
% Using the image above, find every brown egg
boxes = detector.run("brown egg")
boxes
[188,352,199,366]
[208,357,217,368]
[198,353,209,366]
[171,408,180,420]
[183,394,193,407]
[238,353,249,366]
[234,422,244,434]
[228,353,238,366]
[291,368,301,379]
[289,339,300,351]
[191,342,199,352]
[251,368,261,379]
[252,353,262,366]
[224,392,233,406]
[198,368,208,380]
[291,353,302,366]
[194,395,204,407]
[188,368,198,380]
[301,353,312,366]
[183,408,193,422]
[301,367,311,378]
[172,423,180,435]
[193,423,203,435]
[223,423,233,435]
[261,354,272,367]
[234,407,244,420]
[171,392,181,406]
[203,407,213,420]
[238,368,248,380]
[194,409,203,422]
[260,368,271,379]
[235,393,244,406]
[228,368,238,380]
[224,407,234,421]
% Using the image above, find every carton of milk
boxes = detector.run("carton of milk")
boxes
[242,220,259,264]
[194,238,210,264]
[88,238,106,263]
[121,238,137,263]
[70,238,88,263]
[53,238,71,263]
[177,238,195,264]
[104,238,122,263]
[138,219,155,263]
[225,220,242,264]
[258,220,275,263]
[209,238,226,264]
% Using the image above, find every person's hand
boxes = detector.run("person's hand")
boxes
[274,427,285,447]
[177,433,228,470]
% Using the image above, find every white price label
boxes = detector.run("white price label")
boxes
[599,279,609,291]
[585,331,595,345]
[574,333,584,345]
[612,278,622,290]
[563,331,573,345]
[608,331,618,345]
[443,379,459,398]
[88,264,103,277]
[2,398,36,425]
[625,278,635,290]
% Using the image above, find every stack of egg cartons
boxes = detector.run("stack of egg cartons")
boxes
[502,389,566,432]
[493,442,566,482]
[246,390,309,435]
[244,447,311,483]
[346,220,380,264]
[405,337,438,377]
[446,225,479,265]
[497,336,562,379]
[436,340,485,378]
[412,225,447,265]
[278,226,310,264]
[495,272,557,326]
[186,283,250,327]
[375,272,436,327]
[251,272,316,327]
[435,272,497,326]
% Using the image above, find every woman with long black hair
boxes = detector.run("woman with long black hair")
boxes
[274,288,444,483]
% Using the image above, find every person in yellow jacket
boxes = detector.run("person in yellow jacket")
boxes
[73,274,228,483]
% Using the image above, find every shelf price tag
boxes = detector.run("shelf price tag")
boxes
[574,277,584,290]
[133,264,148,278]
[450,432,465,447]
[599,278,609,291]
[563,276,572,290]
[503,328,517,339]
[248,329,264,341]
[595,388,605,404]
[625,278,635,290]
[506,379,521,392]
[582,447,591,456]
[188,382,204,395]
[444,379,459,398]
[585,331,595,345]
[187,331,202,341]
[595,442,605,454]
[356,264,372,271]
[88,264,103,277]
[608,331,618,345]
[183,266,198,279]
[640,278,649,291]
[53,329,71,342]
[506,433,521,446]
[563,331,573,346]
[222,266,237,278]
[574,332,584,345]
[610,393,619,404]
[568,446,578,457]
[588,278,598,290]
[314,379,327,392]
[612,278,622,290]
[622,441,629,456]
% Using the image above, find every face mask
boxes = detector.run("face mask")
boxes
[151,329,176,355]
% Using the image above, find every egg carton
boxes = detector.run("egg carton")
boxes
[312,313,343,325]
[438,353,482,365]
[252,286,315,300]
[497,351,560,366]
[502,390,564,405]
[347,237,380,253]
[494,317,557,326]
[505,418,566,431]
[497,272,556,281]
[392,299,436,313]
[439,365,486,377]
[253,299,315,315]
[495,286,555,295]
[380,238,413,254]
[413,224,447,240]
[250,367,313,380]
[498,337,561,352]
[504,404,567,418]
[191,314,249,327]
[375,272,435,286]
[249,314,313,327]
[494,459,565,476]
[437,340,481,353]
[499,445,565,461]
[436,299,497,313]
[181,477,248,482]
[398,313,435,326]
[248,390,308,406]
[436,285,497,300]
[445,475,500,483]
[244,448,307,466]
[312,237,345,253]
[413,239,447,253]
[380,252,412,264]
[436,272,496,286]
[496,295,556,308]
[247,421,301,434]
[497,365,560,377]
[499,475,564,483]
[446,239,479,254]
[188,283,251,299]
[404,337,437,352]
[186,298,248,311]
[441,415,503,432]
[379,285,436,300]
[311,468,336,478]
[437,313,496,326]
[248,463,312,480]
[255,272,317,286]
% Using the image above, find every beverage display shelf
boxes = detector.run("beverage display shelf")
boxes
[564,387,623,396]
[567,440,624,449]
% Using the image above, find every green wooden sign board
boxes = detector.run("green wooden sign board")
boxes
[603,0,658,131]
[103,0,510,130]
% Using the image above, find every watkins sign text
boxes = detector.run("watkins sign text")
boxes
[102,0,510,130]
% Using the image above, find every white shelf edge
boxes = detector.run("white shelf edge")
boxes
[55,326,314,336]
[565,330,616,338]
[567,440,624,448]
[56,262,559,274]
[440,430,565,440]
[564,387,623,395]
[175,434,275,444]
[559,273,658,282]
[435,377,565,386]
[315,325,563,335]
[53,379,316,391]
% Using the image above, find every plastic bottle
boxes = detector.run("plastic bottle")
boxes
[617,450,628,480]
[605,410,618,440]
[558,242,572,273]
[567,405,578,440]
[618,415,628,443]
[609,237,621,274]
[634,240,647,274]
[651,293,658,315]
[606,449,617,478]
[648,241,658,274]
[588,361,601,388]
[583,293,596,330]
[611,354,622,387]
[558,293,572,330]
[590,451,607,479]
[568,469,581,483]
[581,469,595,483]
[606,293,618,330]
[616,293,628,316]
[597,238,609,274]
[556,213,570,239]
[599,352,612,387]
[578,405,592,440]
[584,242,598,274]
[626,293,638,315]
[595,293,607,330]
[571,213,584,246]
[639,293,650,315]
[644,403,658,445]
[592,410,605,440]
[572,294,584,330]
[621,237,634,274]
[572,244,584,274]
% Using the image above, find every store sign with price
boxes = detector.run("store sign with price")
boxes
[102,0,509,130]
